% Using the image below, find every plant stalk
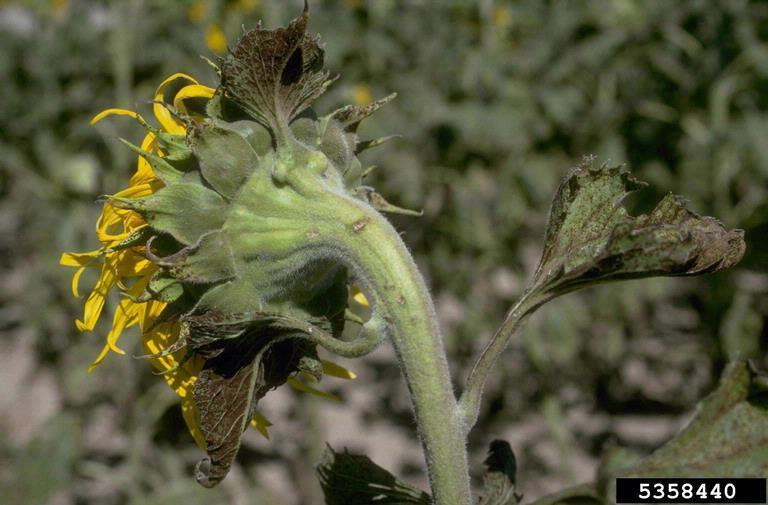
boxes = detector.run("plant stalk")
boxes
[459,291,545,433]
[322,196,473,505]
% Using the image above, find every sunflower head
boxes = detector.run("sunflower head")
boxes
[61,6,394,487]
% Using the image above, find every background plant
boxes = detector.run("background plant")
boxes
[1,1,767,504]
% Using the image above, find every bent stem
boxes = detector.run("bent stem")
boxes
[459,291,547,433]
[320,195,473,505]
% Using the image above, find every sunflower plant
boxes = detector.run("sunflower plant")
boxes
[61,5,756,505]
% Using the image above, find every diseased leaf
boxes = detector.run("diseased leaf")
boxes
[192,312,321,487]
[479,440,523,505]
[188,122,259,199]
[329,92,397,133]
[368,191,423,216]
[220,6,331,132]
[316,445,431,505]
[530,158,745,297]
[355,134,399,154]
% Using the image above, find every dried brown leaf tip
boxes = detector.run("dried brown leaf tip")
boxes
[530,158,745,298]
[220,5,331,134]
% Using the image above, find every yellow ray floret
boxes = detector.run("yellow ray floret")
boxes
[154,73,199,134]
[350,285,370,307]
[61,73,218,445]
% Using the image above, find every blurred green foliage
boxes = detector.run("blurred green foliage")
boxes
[1,0,766,503]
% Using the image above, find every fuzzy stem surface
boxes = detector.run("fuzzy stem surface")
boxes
[459,292,545,433]
[318,196,472,505]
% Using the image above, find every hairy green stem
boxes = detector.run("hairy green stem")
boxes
[318,196,472,505]
[459,291,546,433]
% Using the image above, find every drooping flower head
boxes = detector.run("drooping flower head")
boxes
[61,6,395,487]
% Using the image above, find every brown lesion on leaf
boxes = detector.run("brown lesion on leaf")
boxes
[219,3,331,137]
[191,311,322,488]
[529,157,746,298]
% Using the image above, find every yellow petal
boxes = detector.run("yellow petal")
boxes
[321,360,357,380]
[87,274,151,370]
[130,132,159,185]
[102,304,134,355]
[165,360,202,398]
[90,108,146,126]
[111,180,164,199]
[287,376,340,402]
[87,346,111,373]
[154,73,198,134]
[60,250,102,267]
[147,299,167,319]
[115,254,153,277]
[96,206,149,244]
[71,266,87,299]
[250,410,272,439]
[141,321,183,374]
[181,397,207,449]
[76,253,122,332]
[141,321,205,400]
[174,84,216,115]
[350,285,370,307]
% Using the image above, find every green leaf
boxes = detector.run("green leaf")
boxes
[316,445,432,505]
[530,158,745,297]
[479,440,523,505]
[188,122,260,199]
[617,360,768,478]
[129,183,228,245]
